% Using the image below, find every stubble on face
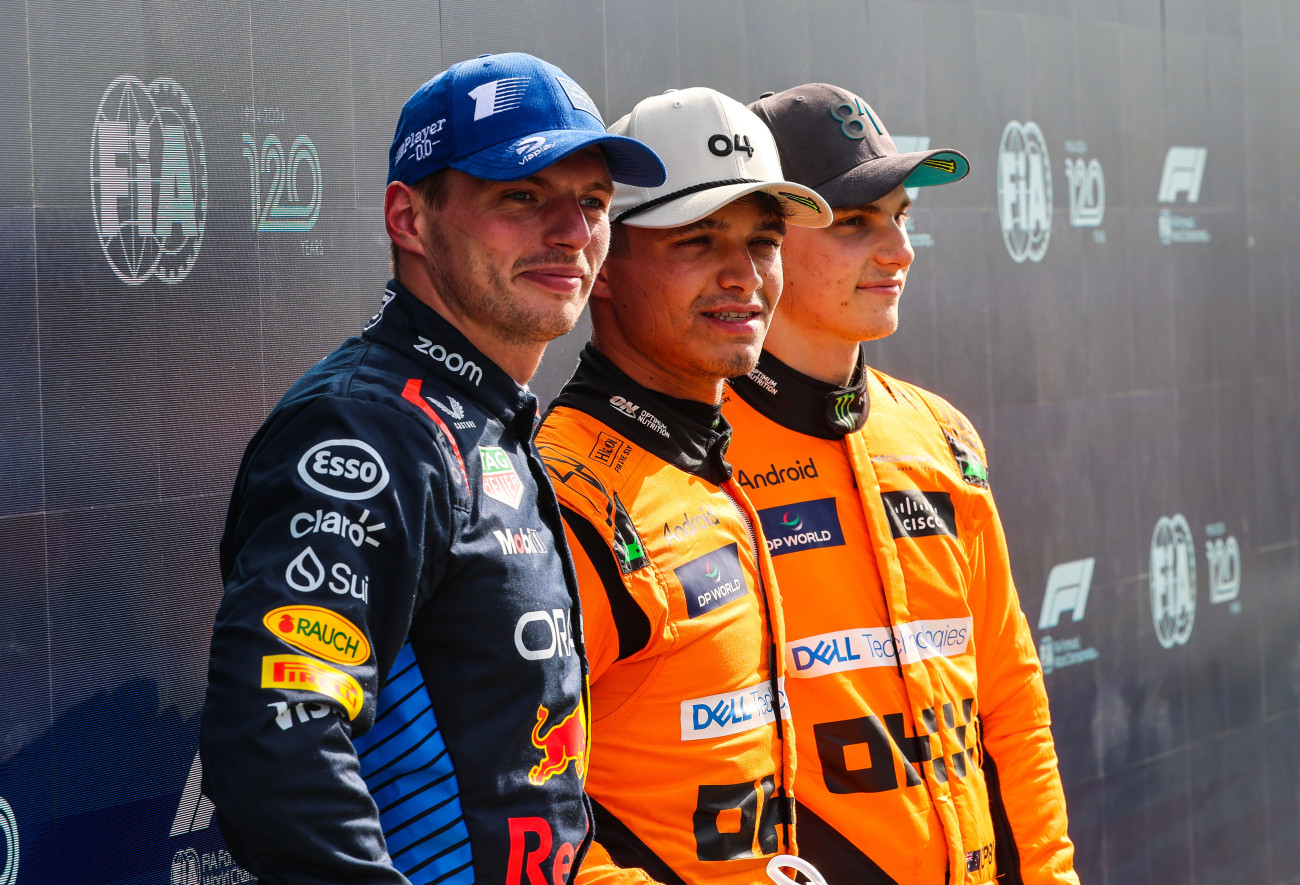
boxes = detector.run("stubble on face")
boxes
[421,222,587,346]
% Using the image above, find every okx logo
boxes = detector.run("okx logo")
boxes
[756,497,845,556]
[676,542,748,618]
[92,76,207,285]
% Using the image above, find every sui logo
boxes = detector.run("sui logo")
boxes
[997,120,1052,263]
[91,76,207,285]
[242,133,322,232]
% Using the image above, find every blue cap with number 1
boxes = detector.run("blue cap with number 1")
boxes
[388,52,666,188]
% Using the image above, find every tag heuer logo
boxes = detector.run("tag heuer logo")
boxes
[480,446,524,509]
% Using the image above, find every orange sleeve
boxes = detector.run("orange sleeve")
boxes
[574,840,664,885]
[969,497,1080,885]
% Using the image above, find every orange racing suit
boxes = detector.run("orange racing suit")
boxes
[723,348,1078,885]
[537,346,796,885]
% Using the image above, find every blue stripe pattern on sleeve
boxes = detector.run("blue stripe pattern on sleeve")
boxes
[354,642,475,885]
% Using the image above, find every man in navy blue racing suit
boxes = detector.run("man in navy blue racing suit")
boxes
[200,52,664,885]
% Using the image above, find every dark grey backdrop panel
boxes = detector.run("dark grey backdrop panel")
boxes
[0,1,1296,883]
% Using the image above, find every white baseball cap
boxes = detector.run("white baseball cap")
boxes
[607,87,832,229]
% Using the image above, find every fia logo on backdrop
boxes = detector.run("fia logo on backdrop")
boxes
[91,76,208,285]
[997,120,1052,263]
[1149,513,1241,649]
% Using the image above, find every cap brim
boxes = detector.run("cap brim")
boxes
[816,149,970,208]
[452,129,666,186]
[621,180,832,229]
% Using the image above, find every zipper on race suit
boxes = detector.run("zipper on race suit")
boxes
[721,481,794,838]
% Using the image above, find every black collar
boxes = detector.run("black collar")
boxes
[548,345,733,485]
[727,347,870,439]
[364,280,538,430]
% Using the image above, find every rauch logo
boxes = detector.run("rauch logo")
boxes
[262,604,371,666]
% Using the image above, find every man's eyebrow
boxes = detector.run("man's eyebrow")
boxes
[756,217,788,234]
[659,217,729,238]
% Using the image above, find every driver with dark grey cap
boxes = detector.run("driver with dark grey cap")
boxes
[723,84,1081,885]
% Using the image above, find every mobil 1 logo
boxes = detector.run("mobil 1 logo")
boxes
[675,542,748,618]
[756,497,845,556]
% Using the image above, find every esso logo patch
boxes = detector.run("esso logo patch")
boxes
[297,439,390,500]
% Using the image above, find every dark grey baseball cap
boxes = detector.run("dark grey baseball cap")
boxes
[748,83,969,208]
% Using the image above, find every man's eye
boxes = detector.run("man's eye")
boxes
[504,190,534,202]
[751,237,782,249]
[580,196,608,211]
[836,215,864,227]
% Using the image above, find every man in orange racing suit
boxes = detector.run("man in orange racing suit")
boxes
[723,84,1080,885]
[536,87,832,884]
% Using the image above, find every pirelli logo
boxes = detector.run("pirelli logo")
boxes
[881,490,957,540]
[261,654,363,720]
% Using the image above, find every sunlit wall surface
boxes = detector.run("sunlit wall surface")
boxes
[1,1,1297,883]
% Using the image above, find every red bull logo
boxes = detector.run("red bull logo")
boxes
[528,702,585,786]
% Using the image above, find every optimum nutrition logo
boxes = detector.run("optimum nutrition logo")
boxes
[92,76,208,285]
[997,120,1052,263]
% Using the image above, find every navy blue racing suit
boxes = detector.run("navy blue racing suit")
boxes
[201,281,591,885]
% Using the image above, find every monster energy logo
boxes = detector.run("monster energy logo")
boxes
[831,393,857,429]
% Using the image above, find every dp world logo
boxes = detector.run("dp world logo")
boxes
[91,76,208,285]
[997,120,1052,263]
[1150,514,1196,648]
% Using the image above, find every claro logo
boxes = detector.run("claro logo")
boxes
[297,439,390,500]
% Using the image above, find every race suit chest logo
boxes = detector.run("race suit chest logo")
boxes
[285,546,370,603]
[787,618,972,676]
[756,497,845,556]
[880,489,956,539]
[675,542,748,618]
[262,605,370,666]
[413,336,484,385]
[480,445,524,509]
[261,654,362,720]
[680,679,790,741]
[736,456,817,490]
[297,439,390,500]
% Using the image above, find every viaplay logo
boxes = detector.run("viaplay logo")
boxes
[756,497,845,557]
[92,76,208,285]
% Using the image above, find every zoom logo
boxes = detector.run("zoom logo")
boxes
[91,76,207,285]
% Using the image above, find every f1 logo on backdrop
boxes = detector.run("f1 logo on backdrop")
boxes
[1157,147,1207,204]
[1038,558,1095,629]
[997,120,1052,263]
[1156,147,1210,245]
[92,76,208,285]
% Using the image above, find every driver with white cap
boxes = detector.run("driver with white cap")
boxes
[535,87,830,885]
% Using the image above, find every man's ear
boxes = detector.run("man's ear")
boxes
[385,181,426,259]
[590,263,613,301]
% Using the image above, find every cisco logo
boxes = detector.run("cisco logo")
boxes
[91,76,208,285]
